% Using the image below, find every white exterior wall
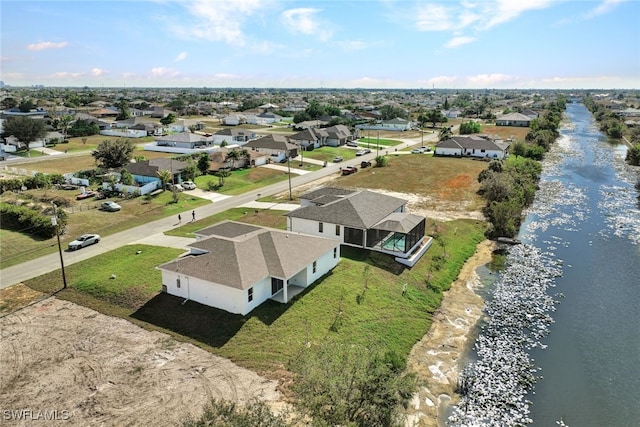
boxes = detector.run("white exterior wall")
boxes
[288,217,344,243]
[435,147,462,156]
[161,269,271,315]
[287,247,340,288]
[462,148,504,159]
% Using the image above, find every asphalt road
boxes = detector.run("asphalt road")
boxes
[0,137,432,289]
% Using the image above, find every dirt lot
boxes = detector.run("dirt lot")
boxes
[0,294,281,426]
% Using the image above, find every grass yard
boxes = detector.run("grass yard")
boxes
[302,146,359,163]
[0,189,210,269]
[358,137,403,147]
[335,154,488,211]
[25,244,184,310]
[164,207,287,237]
[24,219,486,374]
[4,149,172,175]
[195,167,290,195]
[476,124,530,142]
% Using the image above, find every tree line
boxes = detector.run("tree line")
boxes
[478,97,567,238]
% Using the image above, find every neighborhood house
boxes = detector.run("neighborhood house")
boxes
[434,135,511,159]
[158,221,341,315]
[286,187,431,267]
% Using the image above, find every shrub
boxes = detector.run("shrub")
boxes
[0,202,57,238]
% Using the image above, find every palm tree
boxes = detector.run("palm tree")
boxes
[226,149,240,169]
[156,169,172,190]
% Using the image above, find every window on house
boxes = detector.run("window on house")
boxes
[248,287,253,302]
[334,247,338,259]
[335,224,340,236]
[271,278,284,295]
[313,261,317,274]
[319,222,324,233]
[176,278,181,288]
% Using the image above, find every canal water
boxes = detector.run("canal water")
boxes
[448,102,640,426]
[523,102,640,426]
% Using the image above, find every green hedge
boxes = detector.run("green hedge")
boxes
[0,202,57,238]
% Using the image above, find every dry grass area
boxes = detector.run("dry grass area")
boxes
[332,154,488,218]
[4,149,171,175]
[480,124,530,142]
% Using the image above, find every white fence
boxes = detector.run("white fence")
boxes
[102,180,158,196]
[100,129,147,138]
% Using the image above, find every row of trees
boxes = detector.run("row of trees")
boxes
[478,98,567,237]
[583,96,640,166]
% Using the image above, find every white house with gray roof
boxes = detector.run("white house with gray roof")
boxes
[286,188,431,267]
[435,135,510,159]
[157,221,340,315]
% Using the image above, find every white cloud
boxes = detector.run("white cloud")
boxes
[582,0,628,19]
[150,67,180,77]
[27,41,68,51]
[415,4,454,31]
[91,68,106,76]
[425,75,460,87]
[414,1,556,32]
[467,73,517,85]
[50,71,82,79]
[445,36,476,48]
[481,0,556,29]
[282,8,332,41]
[168,0,271,46]
[174,52,188,62]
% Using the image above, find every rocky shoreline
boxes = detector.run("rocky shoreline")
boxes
[405,239,496,427]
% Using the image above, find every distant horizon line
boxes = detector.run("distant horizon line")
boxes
[2,85,638,92]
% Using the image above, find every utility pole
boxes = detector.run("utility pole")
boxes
[51,203,67,289]
[287,150,292,200]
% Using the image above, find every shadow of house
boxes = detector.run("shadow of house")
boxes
[132,270,336,348]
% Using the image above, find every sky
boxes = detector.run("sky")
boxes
[1,0,639,89]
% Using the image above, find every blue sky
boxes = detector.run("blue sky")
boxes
[1,0,638,89]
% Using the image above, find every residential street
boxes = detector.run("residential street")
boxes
[0,137,431,289]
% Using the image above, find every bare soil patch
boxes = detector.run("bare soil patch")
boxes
[0,295,281,426]
[405,240,495,427]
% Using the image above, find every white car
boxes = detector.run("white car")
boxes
[101,201,121,212]
[181,181,196,190]
[68,234,100,251]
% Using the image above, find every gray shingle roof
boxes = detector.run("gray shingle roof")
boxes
[286,189,407,229]
[159,221,338,290]
[373,213,424,233]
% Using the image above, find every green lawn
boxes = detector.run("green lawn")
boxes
[302,146,359,162]
[358,137,403,147]
[194,167,291,195]
[24,218,487,373]
[0,189,211,269]
[165,207,287,237]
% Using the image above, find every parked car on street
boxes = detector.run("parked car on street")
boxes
[341,166,358,175]
[333,156,343,163]
[181,181,196,190]
[68,234,100,251]
[101,201,121,212]
[355,148,372,156]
